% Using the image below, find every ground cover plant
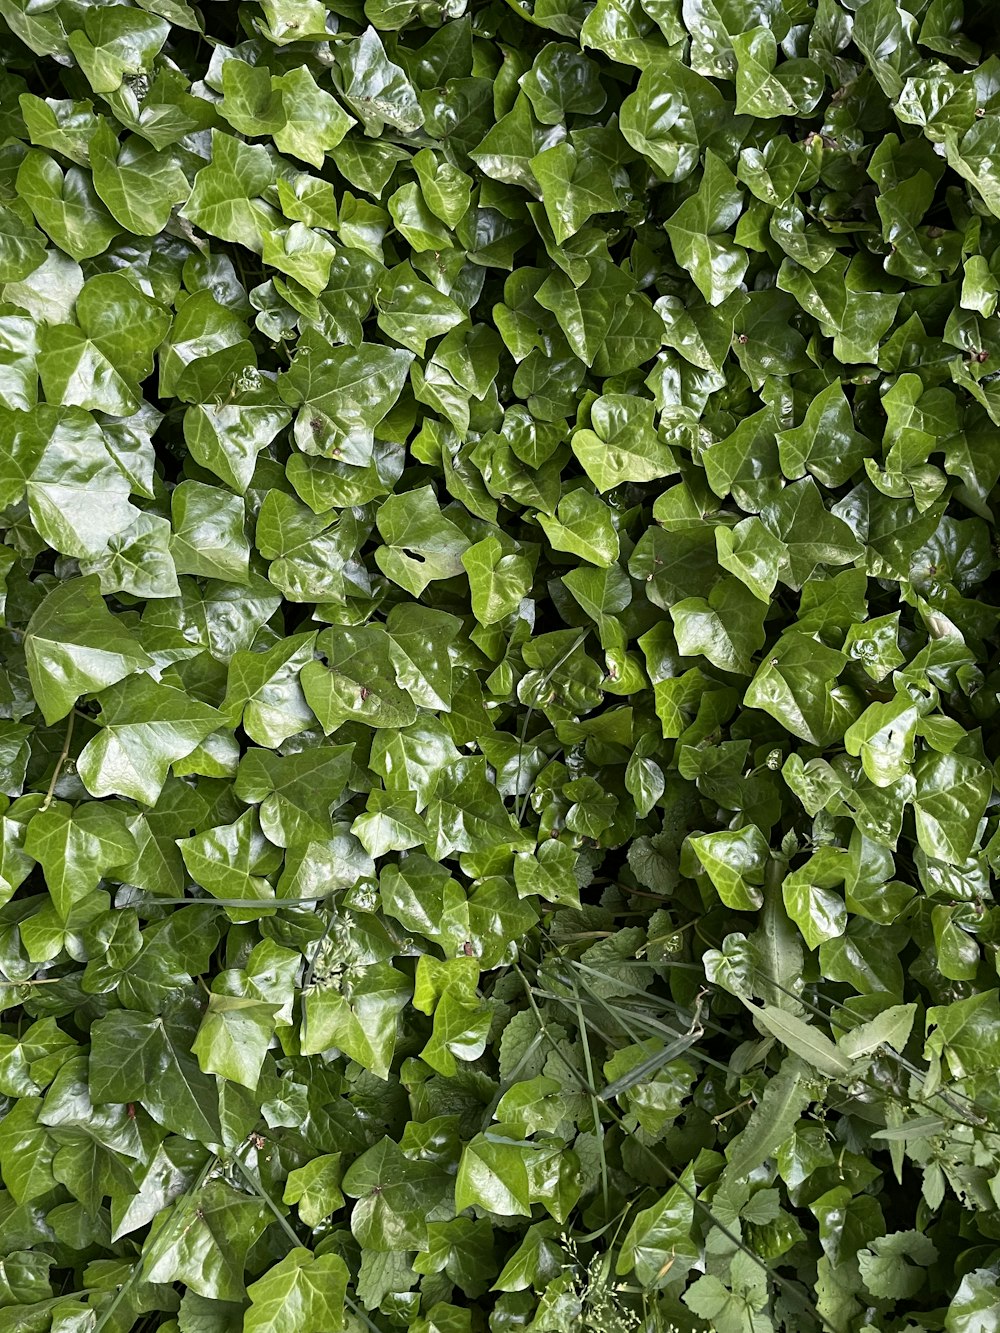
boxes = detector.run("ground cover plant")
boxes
[2,0,1000,1329]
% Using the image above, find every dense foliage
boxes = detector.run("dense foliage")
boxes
[2,0,1000,1329]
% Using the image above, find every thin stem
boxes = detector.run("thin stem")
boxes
[131,893,335,909]
[40,710,74,813]
[232,1147,384,1333]
[232,1153,300,1249]
[512,963,845,1333]
[93,1153,218,1333]
[574,990,609,1213]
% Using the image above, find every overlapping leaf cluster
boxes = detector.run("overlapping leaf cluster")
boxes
[2,0,1000,1328]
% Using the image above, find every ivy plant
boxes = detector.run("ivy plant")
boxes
[2,0,1000,1330]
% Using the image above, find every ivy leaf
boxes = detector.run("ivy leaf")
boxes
[184,401,292,495]
[180,130,276,249]
[169,481,251,585]
[570,394,676,491]
[244,1249,349,1333]
[734,27,824,118]
[16,149,119,260]
[335,28,423,135]
[25,575,152,724]
[455,1131,532,1217]
[687,825,768,911]
[22,405,138,560]
[743,631,855,746]
[177,810,282,916]
[342,1136,452,1250]
[234,743,354,847]
[669,577,767,675]
[90,120,190,235]
[80,512,180,600]
[283,1155,344,1228]
[144,1180,270,1300]
[278,335,413,466]
[77,676,222,805]
[67,8,169,94]
[913,751,992,865]
[90,1004,222,1145]
[617,1163,698,1286]
[302,625,419,733]
[374,486,471,595]
[302,963,411,1078]
[464,536,534,626]
[620,59,724,182]
[191,992,279,1091]
[664,151,748,306]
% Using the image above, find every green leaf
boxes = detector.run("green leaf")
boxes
[743,631,855,746]
[302,625,418,733]
[234,744,352,848]
[463,536,534,626]
[222,632,316,749]
[840,1003,916,1060]
[90,1005,222,1145]
[570,394,676,491]
[16,150,119,261]
[90,120,190,235]
[169,481,250,584]
[688,825,768,910]
[721,1062,810,1185]
[78,676,221,805]
[21,405,139,560]
[177,810,282,916]
[302,963,411,1078]
[377,262,466,355]
[25,575,152,724]
[262,224,336,299]
[67,7,168,93]
[734,27,824,118]
[180,130,276,249]
[282,1155,344,1228]
[715,517,786,603]
[664,151,748,306]
[537,489,619,567]
[620,59,724,182]
[913,751,992,864]
[192,992,279,1091]
[244,1249,348,1333]
[0,1098,58,1203]
[782,851,847,951]
[751,1005,853,1077]
[669,577,767,675]
[278,335,413,466]
[185,402,291,496]
[777,381,872,489]
[374,486,471,595]
[926,991,1000,1079]
[0,201,47,282]
[342,1135,452,1250]
[80,512,181,600]
[335,27,423,135]
[455,1131,532,1217]
[617,1163,698,1286]
[145,1180,270,1300]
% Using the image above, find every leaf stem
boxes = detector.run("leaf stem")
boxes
[512,963,845,1333]
[232,1147,384,1333]
[93,1152,218,1333]
[40,709,74,812]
